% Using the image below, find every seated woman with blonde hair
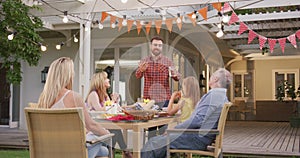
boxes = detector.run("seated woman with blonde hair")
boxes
[37,57,110,158]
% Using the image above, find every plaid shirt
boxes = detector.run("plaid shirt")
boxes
[135,55,180,103]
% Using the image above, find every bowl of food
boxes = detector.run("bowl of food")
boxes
[123,110,156,120]
[89,111,106,119]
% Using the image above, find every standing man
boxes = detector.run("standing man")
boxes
[135,36,181,139]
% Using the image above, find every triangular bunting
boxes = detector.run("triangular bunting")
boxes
[136,20,142,35]
[278,38,286,53]
[100,12,108,23]
[110,15,116,28]
[268,38,277,53]
[228,12,239,25]
[287,34,297,48]
[198,6,208,21]
[118,18,123,31]
[212,2,222,12]
[258,35,267,50]
[238,22,248,35]
[176,16,183,30]
[296,30,300,39]
[187,13,196,26]
[155,20,162,34]
[145,21,152,35]
[248,30,257,44]
[127,20,134,33]
[222,2,232,13]
[165,18,173,33]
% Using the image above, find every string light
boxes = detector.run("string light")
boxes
[122,15,127,26]
[192,11,197,19]
[62,11,68,23]
[40,45,47,51]
[216,25,224,38]
[222,15,229,23]
[111,21,117,28]
[8,33,14,40]
[162,16,166,21]
[56,42,64,50]
[73,35,78,42]
[176,13,181,23]
[121,0,128,4]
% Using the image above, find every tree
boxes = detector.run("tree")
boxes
[0,0,43,84]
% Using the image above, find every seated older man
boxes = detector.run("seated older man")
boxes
[141,68,232,158]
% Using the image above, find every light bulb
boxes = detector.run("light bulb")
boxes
[217,23,222,29]
[56,44,61,50]
[192,13,196,19]
[182,16,186,22]
[8,34,14,40]
[111,23,116,28]
[176,17,181,23]
[63,16,68,23]
[222,15,229,23]
[216,30,224,38]
[41,45,47,51]
[98,23,104,29]
[122,20,127,26]
[162,16,166,21]
[85,26,89,31]
[121,0,128,3]
[73,36,78,43]
[161,9,167,15]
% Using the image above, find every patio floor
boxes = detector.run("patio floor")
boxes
[0,121,299,157]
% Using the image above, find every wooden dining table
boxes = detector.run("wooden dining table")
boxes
[95,115,179,158]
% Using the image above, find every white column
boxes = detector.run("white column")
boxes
[114,47,120,93]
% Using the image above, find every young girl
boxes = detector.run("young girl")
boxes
[167,76,200,122]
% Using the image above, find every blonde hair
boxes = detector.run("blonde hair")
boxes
[182,76,200,108]
[86,71,108,103]
[37,57,74,108]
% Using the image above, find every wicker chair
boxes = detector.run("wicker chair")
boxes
[25,107,114,158]
[166,102,232,158]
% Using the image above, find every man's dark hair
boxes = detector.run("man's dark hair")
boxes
[151,36,164,43]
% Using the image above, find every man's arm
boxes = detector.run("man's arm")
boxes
[135,60,147,79]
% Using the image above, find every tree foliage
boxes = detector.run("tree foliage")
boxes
[0,0,43,84]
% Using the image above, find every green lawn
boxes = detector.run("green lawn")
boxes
[0,150,29,158]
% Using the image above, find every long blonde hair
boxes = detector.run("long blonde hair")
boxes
[86,71,109,103]
[182,76,200,108]
[37,57,74,108]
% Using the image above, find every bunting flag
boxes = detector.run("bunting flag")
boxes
[287,34,297,48]
[176,16,183,30]
[248,30,257,44]
[110,15,116,28]
[222,2,232,13]
[187,13,196,26]
[100,12,108,23]
[238,22,248,35]
[268,38,277,53]
[296,30,300,39]
[165,18,173,33]
[278,38,286,53]
[198,6,208,20]
[155,20,162,34]
[212,2,222,12]
[136,20,142,35]
[228,12,239,25]
[145,21,152,35]
[118,18,123,31]
[127,20,134,33]
[258,35,267,50]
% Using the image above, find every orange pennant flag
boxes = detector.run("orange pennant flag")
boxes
[145,21,152,35]
[136,20,142,35]
[110,15,116,28]
[176,16,183,30]
[127,20,134,33]
[165,18,173,33]
[101,12,108,23]
[155,20,162,34]
[187,13,196,26]
[198,6,208,21]
[118,18,123,31]
[212,2,222,12]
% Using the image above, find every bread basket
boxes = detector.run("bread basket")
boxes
[123,110,156,120]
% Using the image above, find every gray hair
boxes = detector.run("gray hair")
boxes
[213,68,232,88]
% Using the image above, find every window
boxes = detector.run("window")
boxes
[272,69,299,99]
[232,71,253,100]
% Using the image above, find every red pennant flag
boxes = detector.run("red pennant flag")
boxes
[258,35,267,50]
[118,18,123,31]
[268,38,277,53]
[145,21,152,35]
[155,20,162,34]
[248,30,257,44]
[212,2,222,12]
[187,13,196,26]
[198,6,208,21]
[110,15,116,28]
[136,20,142,35]
[176,16,183,30]
[238,22,248,35]
[278,38,286,53]
[100,12,108,23]
[165,18,173,33]
[228,12,239,25]
[222,2,232,13]
[287,34,297,48]
[296,30,300,39]
[127,20,134,33]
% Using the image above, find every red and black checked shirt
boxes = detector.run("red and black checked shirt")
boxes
[135,55,180,103]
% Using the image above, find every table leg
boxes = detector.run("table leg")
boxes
[132,126,142,158]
